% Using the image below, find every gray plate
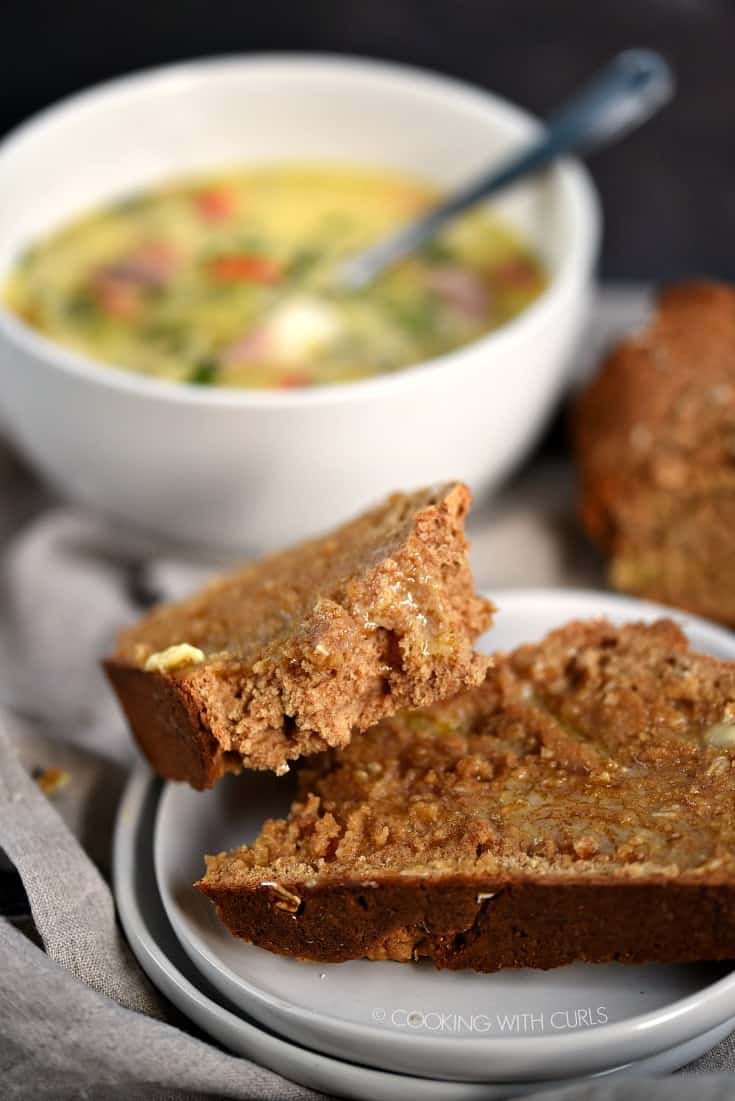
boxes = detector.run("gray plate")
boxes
[153,589,735,1083]
[115,762,735,1099]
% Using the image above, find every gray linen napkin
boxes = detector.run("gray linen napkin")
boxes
[2,287,735,1099]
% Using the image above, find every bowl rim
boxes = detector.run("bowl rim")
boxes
[0,52,601,410]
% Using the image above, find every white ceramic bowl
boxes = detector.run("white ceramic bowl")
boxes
[0,55,600,550]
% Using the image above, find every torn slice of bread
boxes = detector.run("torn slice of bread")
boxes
[104,482,493,788]
[197,619,735,971]
[573,281,735,626]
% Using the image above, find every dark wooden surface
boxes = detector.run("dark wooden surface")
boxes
[3,0,734,280]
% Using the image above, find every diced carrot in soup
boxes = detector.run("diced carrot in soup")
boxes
[209,254,282,284]
[276,371,311,389]
[195,187,238,222]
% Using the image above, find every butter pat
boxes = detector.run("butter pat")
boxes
[704,722,735,748]
[144,643,205,673]
[266,296,341,364]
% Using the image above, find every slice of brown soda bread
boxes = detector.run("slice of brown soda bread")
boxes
[105,482,493,788]
[197,618,735,971]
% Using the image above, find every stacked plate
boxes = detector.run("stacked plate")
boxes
[114,590,735,1099]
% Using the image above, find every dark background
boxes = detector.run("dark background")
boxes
[3,0,734,281]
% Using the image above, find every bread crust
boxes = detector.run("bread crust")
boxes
[103,661,228,788]
[197,875,735,970]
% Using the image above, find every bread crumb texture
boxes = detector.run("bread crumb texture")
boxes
[197,619,735,969]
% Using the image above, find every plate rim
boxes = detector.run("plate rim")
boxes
[153,586,735,1080]
[115,764,735,1096]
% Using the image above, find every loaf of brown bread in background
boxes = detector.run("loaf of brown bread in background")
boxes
[197,619,735,970]
[104,483,493,788]
[573,281,735,625]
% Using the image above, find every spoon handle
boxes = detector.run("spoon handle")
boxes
[336,50,674,290]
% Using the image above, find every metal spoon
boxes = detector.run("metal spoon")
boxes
[334,49,674,291]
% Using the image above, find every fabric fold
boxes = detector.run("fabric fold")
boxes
[0,712,162,1017]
